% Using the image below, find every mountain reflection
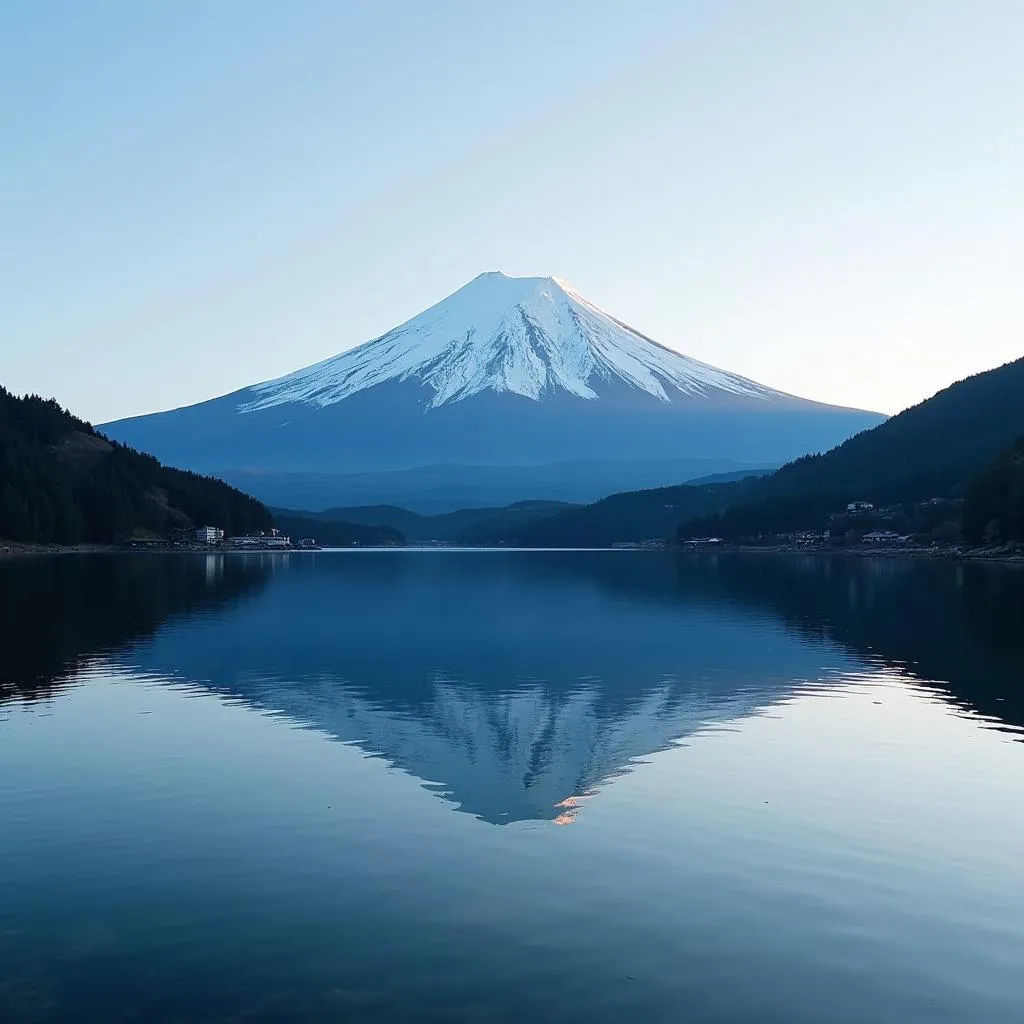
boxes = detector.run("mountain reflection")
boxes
[2,551,1021,823]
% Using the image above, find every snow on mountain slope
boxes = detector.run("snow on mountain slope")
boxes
[240,271,781,413]
[99,270,885,508]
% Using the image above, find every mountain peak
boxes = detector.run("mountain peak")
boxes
[100,272,885,504]
[240,272,780,413]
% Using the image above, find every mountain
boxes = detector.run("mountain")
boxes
[101,272,883,509]
[277,499,580,545]
[471,481,748,548]
[0,386,271,544]
[472,356,1024,547]
[219,458,778,513]
[270,510,405,547]
[680,356,1024,541]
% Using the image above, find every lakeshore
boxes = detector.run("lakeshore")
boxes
[677,540,1024,564]
[0,541,316,558]
[4,539,1023,564]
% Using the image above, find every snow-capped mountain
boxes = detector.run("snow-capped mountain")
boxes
[102,272,884,509]
[242,272,778,411]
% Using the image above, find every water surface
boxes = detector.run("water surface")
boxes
[1,551,1023,1022]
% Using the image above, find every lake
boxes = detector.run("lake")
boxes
[1,550,1023,1022]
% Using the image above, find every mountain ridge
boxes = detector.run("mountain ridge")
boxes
[239,271,793,411]
[100,272,884,508]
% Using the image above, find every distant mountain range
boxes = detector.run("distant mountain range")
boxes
[493,354,1024,548]
[275,499,580,546]
[100,272,882,509]
[272,469,778,546]
[292,355,1024,548]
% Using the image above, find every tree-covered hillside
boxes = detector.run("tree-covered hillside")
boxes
[747,356,1024,502]
[680,357,1024,542]
[477,482,745,547]
[962,438,1024,545]
[270,511,405,547]
[280,500,578,545]
[1,387,272,544]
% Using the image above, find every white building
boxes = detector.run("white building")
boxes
[196,525,225,544]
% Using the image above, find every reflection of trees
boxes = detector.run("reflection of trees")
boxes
[2,549,1019,827]
[669,553,1024,734]
[0,554,272,703]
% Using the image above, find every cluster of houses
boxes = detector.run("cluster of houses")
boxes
[191,527,319,550]
[125,526,318,550]
[837,502,913,545]
[677,496,957,549]
[771,527,910,547]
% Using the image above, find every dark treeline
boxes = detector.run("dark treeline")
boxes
[1,387,272,543]
[680,491,843,542]
[667,552,1024,732]
[748,355,1024,505]
[272,511,405,547]
[963,438,1024,545]
[479,482,742,547]
[683,438,1024,546]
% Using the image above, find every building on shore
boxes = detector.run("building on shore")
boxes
[229,528,292,549]
[195,526,225,544]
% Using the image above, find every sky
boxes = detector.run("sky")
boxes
[2,0,1022,422]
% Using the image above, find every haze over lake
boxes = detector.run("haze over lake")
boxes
[2,551,1023,1022]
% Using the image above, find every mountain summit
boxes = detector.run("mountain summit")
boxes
[242,271,780,412]
[102,273,884,509]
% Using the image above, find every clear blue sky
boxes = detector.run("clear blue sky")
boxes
[2,1,1022,422]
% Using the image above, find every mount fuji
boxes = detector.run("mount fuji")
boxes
[102,272,884,509]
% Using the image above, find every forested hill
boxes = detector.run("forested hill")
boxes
[1,387,272,544]
[680,356,1024,540]
[737,356,1024,504]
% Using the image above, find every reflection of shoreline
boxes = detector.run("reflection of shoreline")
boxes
[675,544,1024,565]
[0,554,272,703]
[4,550,1022,824]
[0,542,117,558]
[6,542,1022,567]
[112,554,865,824]
[0,543,330,558]
[673,552,1024,734]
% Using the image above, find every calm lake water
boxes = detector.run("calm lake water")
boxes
[1,551,1023,1023]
